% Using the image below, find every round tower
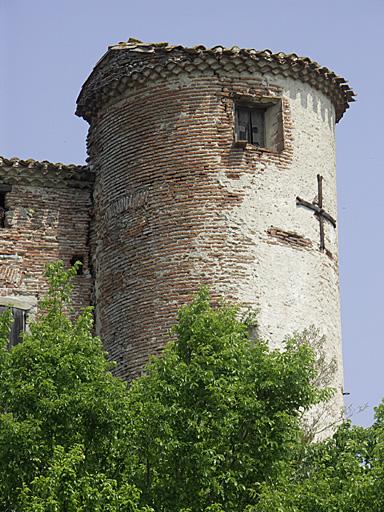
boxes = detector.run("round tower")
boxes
[76,41,354,421]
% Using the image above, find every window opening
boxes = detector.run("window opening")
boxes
[70,255,84,275]
[236,107,265,147]
[0,184,11,229]
[0,306,27,348]
[234,97,284,152]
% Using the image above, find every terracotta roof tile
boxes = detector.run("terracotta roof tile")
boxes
[77,41,355,123]
[0,156,93,189]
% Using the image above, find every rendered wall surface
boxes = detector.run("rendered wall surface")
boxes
[87,69,343,426]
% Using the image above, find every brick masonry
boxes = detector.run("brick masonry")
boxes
[266,226,312,249]
[84,67,343,422]
[0,159,94,315]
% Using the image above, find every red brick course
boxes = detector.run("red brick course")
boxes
[87,74,295,378]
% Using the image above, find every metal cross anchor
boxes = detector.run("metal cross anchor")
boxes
[296,174,336,252]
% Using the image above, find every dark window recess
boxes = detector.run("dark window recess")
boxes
[0,306,27,347]
[0,184,11,229]
[236,107,265,147]
[70,255,84,275]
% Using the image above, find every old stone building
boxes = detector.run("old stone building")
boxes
[1,40,354,423]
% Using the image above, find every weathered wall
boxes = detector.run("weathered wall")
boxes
[0,164,93,314]
[88,69,343,426]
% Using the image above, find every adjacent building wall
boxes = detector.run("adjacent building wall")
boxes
[0,160,94,315]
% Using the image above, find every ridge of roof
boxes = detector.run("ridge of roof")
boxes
[76,41,355,123]
[0,155,88,172]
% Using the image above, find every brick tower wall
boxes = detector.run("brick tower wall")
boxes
[87,69,343,426]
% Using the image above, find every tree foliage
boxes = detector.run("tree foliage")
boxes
[126,288,328,511]
[255,405,384,512]
[0,262,146,511]
[0,262,383,511]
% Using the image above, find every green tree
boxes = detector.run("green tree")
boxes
[2,263,382,511]
[126,288,329,512]
[254,403,384,512]
[0,261,146,511]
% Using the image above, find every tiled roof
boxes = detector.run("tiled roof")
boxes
[0,156,93,189]
[76,40,355,123]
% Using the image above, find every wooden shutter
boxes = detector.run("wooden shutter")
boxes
[236,108,250,142]
[0,185,11,229]
[250,109,265,147]
[10,308,26,346]
[0,306,26,347]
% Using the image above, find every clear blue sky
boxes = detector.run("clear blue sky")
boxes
[1,0,383,426]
